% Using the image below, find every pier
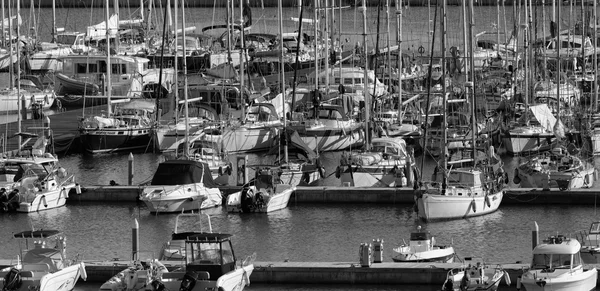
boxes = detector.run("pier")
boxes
[74,185,600,205]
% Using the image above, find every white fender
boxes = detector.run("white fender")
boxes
[79,262,88,281]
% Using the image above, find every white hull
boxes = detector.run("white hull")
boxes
[0,89,56,114]
[521,268,597,291]
[16,182,76,213]
[502,134,555,155]
[140,184,222,213]
[0,262,87,291]
[227,186,294,213]
[392,247,455,263]
[159,265,253,291]
[339,165,413,187]
[202,126,280,153]
[590,132,600,156]
[518,166,595,190]
[416,191,503,221]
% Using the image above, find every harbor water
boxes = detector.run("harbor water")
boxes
[0,152,599,290]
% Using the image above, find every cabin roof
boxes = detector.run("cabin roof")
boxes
[533,238,580,255]
[58,54,150,64]
[178,232,233,243]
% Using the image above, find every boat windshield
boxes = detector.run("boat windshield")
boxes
[186,242,234,265]
[531,253,577,269]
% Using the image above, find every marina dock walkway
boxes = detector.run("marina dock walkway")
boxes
[75,185,600,205]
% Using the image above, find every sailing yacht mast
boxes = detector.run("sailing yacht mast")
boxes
[396,0,402,123]
[239,0,245,120]
[441,0,447,186]
[15,0,21,149]
[361,0,369,151]
[181,0,190,158]
[468,0,476,162]
[278,0,287,164]
[594,0,598,112]
[105,0,112,116]
[51,0,55,42]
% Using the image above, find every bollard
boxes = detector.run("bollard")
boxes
[132,218,139,260]
[128,153,134,186]
[532,221,539,250]
[372,239,383,263]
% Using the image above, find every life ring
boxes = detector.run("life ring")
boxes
[418,45,425,55]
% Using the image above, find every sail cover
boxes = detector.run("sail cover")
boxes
[150,160,218,188]
[529,104,556,132]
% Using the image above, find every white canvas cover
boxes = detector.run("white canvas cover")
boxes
[86,14,118,40]
[529,104,556,132]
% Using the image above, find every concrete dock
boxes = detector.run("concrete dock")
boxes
[72,185,600,205]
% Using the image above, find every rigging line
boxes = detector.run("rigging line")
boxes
[419,1,438,184]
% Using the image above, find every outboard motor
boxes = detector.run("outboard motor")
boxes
[179,271,199,291]
[240,187,255,213]
[3,267,22,291]
[150,279,166,291]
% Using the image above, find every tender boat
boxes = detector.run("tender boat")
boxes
[442,258,510,291]
[392,226,455,263]
[0,229,87,291]
[150,232,255,291]
[519,234,597,291]
[227,167,295,213]
[55,72,99,96]
[139,160,222,213]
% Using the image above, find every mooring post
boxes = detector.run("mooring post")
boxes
[128,153,134,186]
[21,95,27,120]
[132,218,139,260]
[532,221,539,250]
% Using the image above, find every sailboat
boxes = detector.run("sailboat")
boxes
[413,0,505,221]
[226,1,304,213]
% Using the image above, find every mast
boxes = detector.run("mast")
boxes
[361,0,370,151]
[105,0,112,116]
[468,0,476,163]
[594,0,598,112]
[324,0,329,89]
[16,0,21,149]
[441,0,447,187]
[181,0,189,158]
[51,0,55,42]
[461,0,468,81]
[555,0,560,118]
[1,0,4,47]
[496,0,500,54]
[226,0,232,64]
[278,0,287,164]
[396,0,402,123]
[524,0,529,107]
[113,0,119,53]
[7,0,12,88]
[171,0,177,126]
[154,0,169,124]
[239,0,246,123]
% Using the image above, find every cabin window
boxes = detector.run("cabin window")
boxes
[99,61,107,73]
[88,63,98,73]
[354,78,363,84]
[532,253,572,269]
[335,78,341,84]
[112,64,126,74]
[591,223,600,234]
[76,63,87,74]
[344,78,353,85]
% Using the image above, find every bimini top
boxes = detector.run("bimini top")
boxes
[533,236,581,255]
[173,232,233,243]
[13,229,60,238]
[150,160,218,188]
